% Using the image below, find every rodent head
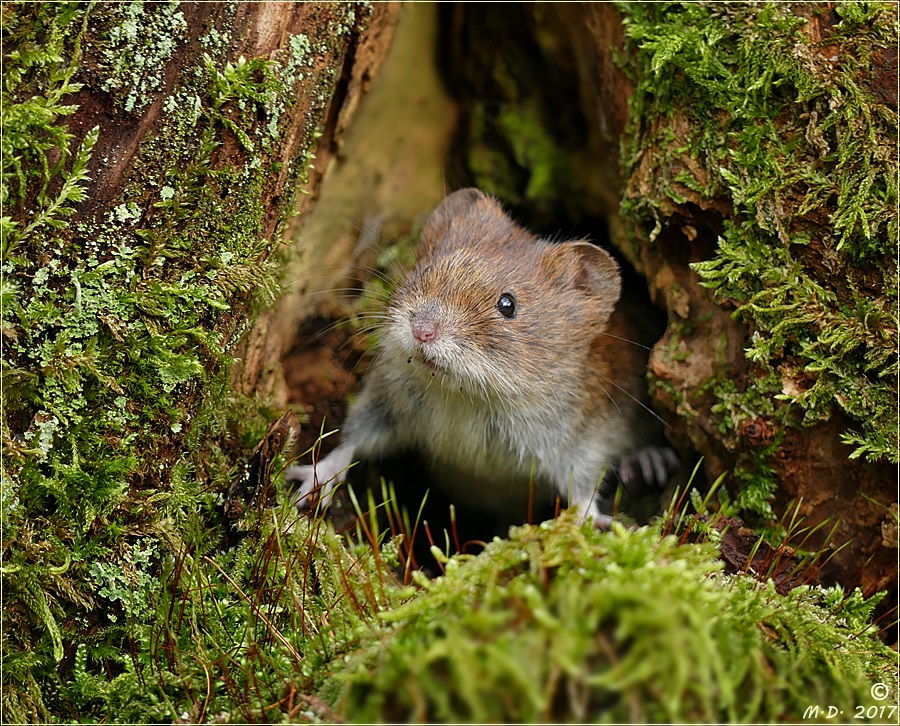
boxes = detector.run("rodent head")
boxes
[380,189,622,403]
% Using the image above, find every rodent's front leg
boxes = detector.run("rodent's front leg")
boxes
[619,445,680,489]
[555,466,615,529]
[286,381,401,511]
[569,490,615,530]
[285,442,356,510]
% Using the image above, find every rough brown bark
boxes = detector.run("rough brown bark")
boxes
[59,0,403,483]
[56,3,397,232]
[2,3,404,717]
[229,2,404,401]
[15,1,402,423]
[235,2,458,408]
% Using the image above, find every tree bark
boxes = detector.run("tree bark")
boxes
[1,2,399,719]
[234,1,460,421]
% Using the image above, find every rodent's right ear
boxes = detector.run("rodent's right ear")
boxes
[420,188,487,249]
[551,241,622,325]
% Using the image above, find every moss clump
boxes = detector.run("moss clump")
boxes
[454,7,596,230]
[617,2,898,512]
[0,1,359,720]
[55,505,407,722]
[333,515,896,723]
[468,100,574,211]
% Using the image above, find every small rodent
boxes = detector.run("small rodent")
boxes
[287,188,678,527]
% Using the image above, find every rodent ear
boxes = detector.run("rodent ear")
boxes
[420,188,488,251]
[556,241,622,320]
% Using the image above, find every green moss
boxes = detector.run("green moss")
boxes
[54,505,406,722]
[467,103,528,204]
[455,9,598,228]
[617,3,898,509]
[333,515,896,722]
[469,100,572,206]
[0,1,361,719]
[1,2,88,235]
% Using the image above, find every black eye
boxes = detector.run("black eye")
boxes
[496,293,517,318]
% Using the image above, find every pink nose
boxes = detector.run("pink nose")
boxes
[412,318,439,343]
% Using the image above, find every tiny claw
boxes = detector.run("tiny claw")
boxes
[573,498,614,530]
[619,445,680,488]
[285,443,356,512]
[284,464,323,510]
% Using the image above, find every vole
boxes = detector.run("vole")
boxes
[286,188,677,527]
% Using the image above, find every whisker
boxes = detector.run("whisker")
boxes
[344,314,390,322]
[303,288,393,302]
[593,379,622,415]
[592,370,669,428]
[347,266,399,288]
[341,310,391,319]
[281,260,402,293]
[296,321,351,347]
[596,330,654,352]
[351,215,383,255]
[349,325,385,339]
[294,311,386,348]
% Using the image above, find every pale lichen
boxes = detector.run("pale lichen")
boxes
[1,1,360,719]
[97,1,188,113]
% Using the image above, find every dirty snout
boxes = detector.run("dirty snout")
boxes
[410,302,442,344]
[402,300,453,372]
[382,294,469,382]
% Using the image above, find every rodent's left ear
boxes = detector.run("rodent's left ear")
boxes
[557,241,622,318]
[421,188,488,248]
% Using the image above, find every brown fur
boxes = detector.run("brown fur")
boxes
[288,188,671,525]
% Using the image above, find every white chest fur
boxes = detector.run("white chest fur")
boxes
[386,372,598,512]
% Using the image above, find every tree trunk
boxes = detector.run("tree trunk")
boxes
[231,2,458,406]
[1,1,399,719]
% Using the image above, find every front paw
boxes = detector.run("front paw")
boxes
[285,464,327,510]
[571,497,615,530]
[619,445,680,489]
[285,444,355,511]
